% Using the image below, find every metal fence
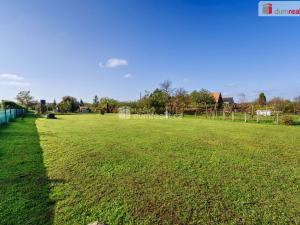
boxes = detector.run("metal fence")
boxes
[0,108,25,126]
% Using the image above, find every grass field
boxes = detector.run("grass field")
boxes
[1,114,300,225]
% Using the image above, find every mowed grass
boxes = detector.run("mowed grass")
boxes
[0,114,54,225]
[1,114,299,224]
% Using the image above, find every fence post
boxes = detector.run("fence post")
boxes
[223,109,225,120]
[232,111,234,121]
[244,112,247,122]
[4,109,7,123]
[276,112,279,124]
[257,113,259,123]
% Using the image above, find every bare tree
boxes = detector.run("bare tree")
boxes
[237,93,246,104]
[294,96,300,103]
[160,80,172,96]
[293,96,300,114]
[16,91,34,109]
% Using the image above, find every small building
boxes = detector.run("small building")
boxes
[212,92,223,104]
[79,106,90,113]
[223,97,234,105]
[256,110,272,116]
[211,92,223,108]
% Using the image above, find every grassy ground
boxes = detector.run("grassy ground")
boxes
[1,114,300,224]
[0,114,54,225]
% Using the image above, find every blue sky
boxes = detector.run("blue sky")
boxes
[0,0,299,103]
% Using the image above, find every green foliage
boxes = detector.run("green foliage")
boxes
[1,100,23,109]
[258,92,267,105]
[99,97,119,113]
[190,89,215,107]
[171,88,190,114]
[149,89,165,114]
[57,96,79,113]
[281,115,295,125]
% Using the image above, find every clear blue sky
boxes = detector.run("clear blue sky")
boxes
[0,0,299,103]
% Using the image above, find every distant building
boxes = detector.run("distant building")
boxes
[256,110,272,116]
[223,97,234,105]
[79,106,90,113]
[211,92,223,107]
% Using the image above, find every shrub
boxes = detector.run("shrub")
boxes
[281,116,294,126]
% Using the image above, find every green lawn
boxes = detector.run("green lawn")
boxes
[0,114,54,225]
[1,114,300,224]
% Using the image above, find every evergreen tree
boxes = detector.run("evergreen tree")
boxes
[80,99,84,106]
[258,93,267,105]
[93,95,99,106]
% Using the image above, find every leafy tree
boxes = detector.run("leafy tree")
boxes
[99,98,119,113]
[172,88,190,114]
[45,99,58,112]
[258,92,267,105]
[149,89,165,114]
[16,91,34,109]
[136,91,151,113]
[190,89,215,107]
[160,80,172,112]
[58,96,79,113]
[52,99,57,112]
[1,100,23,109]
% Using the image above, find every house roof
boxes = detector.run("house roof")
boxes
[211,92,222,103]
[223,97,234,104]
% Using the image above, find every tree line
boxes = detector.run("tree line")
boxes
[1,81,300,115]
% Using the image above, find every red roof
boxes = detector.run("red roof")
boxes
[211,92,222,103]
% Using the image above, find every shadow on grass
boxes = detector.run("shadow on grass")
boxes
[0,113,55,225]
